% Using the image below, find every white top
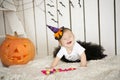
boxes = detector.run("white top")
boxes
[57,42,85,61]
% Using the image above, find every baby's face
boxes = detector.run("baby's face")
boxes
[59,30,75,48]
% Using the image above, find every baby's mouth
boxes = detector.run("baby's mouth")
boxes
[67,41,72,44]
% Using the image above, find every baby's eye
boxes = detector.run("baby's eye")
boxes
[63,38,67,40]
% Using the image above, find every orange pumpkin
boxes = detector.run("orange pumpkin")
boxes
[0,35,35,66]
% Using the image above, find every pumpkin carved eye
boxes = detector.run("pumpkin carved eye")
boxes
[7,44,10,48]
[23,54,27,58]
[24,44,27,48]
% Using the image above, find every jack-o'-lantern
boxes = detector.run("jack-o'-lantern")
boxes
[0,34,35,66]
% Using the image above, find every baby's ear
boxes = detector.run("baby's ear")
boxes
[58,41,62,46]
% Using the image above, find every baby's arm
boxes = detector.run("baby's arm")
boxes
[50,56,60,69]
[80,52,87,67]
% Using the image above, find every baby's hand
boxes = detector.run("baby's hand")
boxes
[45,66,54,70]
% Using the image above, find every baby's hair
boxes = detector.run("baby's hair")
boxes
[58,27,72,41]
[63,27,71,32]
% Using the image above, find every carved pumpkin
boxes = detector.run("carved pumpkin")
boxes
[0,35,35,66]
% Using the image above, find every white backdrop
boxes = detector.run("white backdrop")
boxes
[0,0,120,58]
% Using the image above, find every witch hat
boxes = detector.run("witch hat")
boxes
[47,25,64,40]
[47,25,59,33]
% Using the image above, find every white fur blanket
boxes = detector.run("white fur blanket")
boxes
[0,55,120,80]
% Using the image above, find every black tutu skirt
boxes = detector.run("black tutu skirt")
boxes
[53,41,107,63]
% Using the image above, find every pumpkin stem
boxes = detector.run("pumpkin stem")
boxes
[6,32,18,39]
[14,32,18,37]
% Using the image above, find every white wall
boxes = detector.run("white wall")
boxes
[116,0,120,55]
[0,11,5,44]
[0,0,120,58]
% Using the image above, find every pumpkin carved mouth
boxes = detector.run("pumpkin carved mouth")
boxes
[5,54,28,62]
